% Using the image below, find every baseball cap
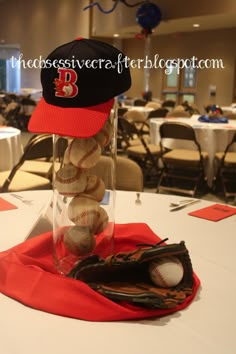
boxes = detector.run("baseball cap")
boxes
[28,37,131,138]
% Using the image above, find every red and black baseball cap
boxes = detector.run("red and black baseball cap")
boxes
[28,37,131,138]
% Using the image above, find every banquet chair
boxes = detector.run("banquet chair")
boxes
[182,102,200,115]
[123,110,150,139]
[3,102,21,127]
[214,132,236,201]
[174,105,186,111]
[117,117,128,154]
[162,100,176,109]
[118,118,161,186]
[88,155,143,192]
[20,96,37,113]
[19,134,68,178]
[147,108,169,119]
[123,109,146,123]
[145,101,161,109]
[117,117,143,154]
[0,113,5,125]
[116,156,143,191]
[17,96,37,131]
[0,139,52,193]
[118,107,128,117]
[157,121,208,197]
[0,134,67,192]
[133,99,146,106]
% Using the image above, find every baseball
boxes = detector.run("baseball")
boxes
[54,163,87,197]
[92,206,109,235]
[84,174,106,202]
[149,256,184,288]
[93,119,113,148]
[64,225,96,256]
[68,193,100,228]
[68,137,101,169]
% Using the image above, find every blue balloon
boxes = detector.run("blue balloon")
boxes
[136,2,162,31]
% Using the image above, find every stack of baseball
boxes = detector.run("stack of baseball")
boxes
[54,118,113,257]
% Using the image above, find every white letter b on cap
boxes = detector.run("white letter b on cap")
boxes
[54,68,78,98]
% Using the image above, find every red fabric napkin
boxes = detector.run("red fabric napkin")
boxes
[0,223,200,321]
[0,197,17,212]
[189,203,236,221]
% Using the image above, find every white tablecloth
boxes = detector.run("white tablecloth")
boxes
[0,190,236,354]
[221,105,236,113]
[149,115,236,187]
[0,126,23,171]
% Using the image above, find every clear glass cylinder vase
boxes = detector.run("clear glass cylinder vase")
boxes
[52,106,117,275]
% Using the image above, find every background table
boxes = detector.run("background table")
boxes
[149,115,236,187]
[0,190,236,354]
[221,105,236,114]
[0,126,23,171]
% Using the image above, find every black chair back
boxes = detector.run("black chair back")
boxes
[133,99,146,106]
[147,108,169,119]
[1,134,68,192]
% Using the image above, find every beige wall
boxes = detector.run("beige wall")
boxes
[123,28,236,112]
[0,1,235,112]
[92,0,236,36]
[0,0,90,89]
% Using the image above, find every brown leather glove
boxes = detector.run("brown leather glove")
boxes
[68,239,194,309]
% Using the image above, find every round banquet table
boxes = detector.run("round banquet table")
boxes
[0,190,236,354]
[0,126,23,171]
[149,115,236,187]
[221,105,236,114]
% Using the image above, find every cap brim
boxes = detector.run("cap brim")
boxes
[28,98,114,138]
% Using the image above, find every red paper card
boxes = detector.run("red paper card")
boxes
[189,203,236,221]
[0,197,18,212]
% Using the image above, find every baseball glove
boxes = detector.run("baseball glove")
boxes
[68,239,194,309]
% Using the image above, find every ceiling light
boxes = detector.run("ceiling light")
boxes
[193,23,200,28]
[113,33,120,37]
